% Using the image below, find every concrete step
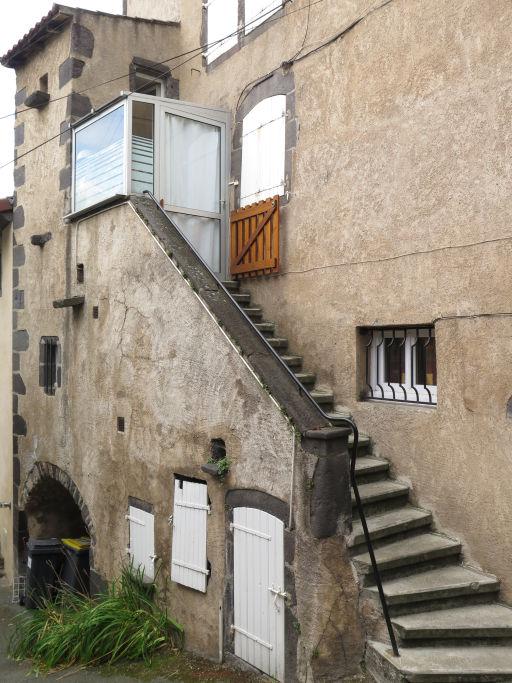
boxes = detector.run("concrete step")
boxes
[354,456,390,478]
[294,371,316,387]
[309,389,334,406]
[349,507,432,548]
[367,640,512,682]
[279,354,303,369]
[234,292,251,304]
[254,321,275,335]
[365,565,500,608]
[267,337,288,350]
[222,280,240,292]
[352,479,410,508]
[352,533,461,578]
[348,433,371,453]
[392,603,512,642]
[326,410,354,426]
[243,307,263,321]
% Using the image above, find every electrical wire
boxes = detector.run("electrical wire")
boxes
[0,0,313,122]
[236,0,393,112]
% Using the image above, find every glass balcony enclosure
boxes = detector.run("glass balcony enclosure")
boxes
[72,93,230,276]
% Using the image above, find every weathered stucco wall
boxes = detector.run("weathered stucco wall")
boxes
[15,202,364,678]
[0,225,13,583]
[125,0,180,23]
[172,0,512,598]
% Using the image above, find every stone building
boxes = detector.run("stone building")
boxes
[2,0,512,680]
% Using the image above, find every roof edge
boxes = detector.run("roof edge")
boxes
[1,3,179,69]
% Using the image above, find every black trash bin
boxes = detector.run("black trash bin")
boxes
[25,538,65,609]
[60,537,91,595]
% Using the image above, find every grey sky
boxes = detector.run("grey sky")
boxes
[0,1,122,198]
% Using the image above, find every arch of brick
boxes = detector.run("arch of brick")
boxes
[21,461,96,546]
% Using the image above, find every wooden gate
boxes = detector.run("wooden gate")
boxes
[231,507,285,681]
[230,196,279,277]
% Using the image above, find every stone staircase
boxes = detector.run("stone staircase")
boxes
[224,280,512,682]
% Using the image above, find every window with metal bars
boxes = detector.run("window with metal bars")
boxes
[362,326,437,405]
[39,337,60,396]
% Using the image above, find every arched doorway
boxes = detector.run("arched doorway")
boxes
[21,462,94,543]
[20,463,94,595]
[24,477,88,539]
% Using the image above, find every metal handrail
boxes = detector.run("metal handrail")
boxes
[140,190,399,656]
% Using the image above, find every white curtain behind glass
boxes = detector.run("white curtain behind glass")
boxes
[165,114,221,272]
[166,115,220,212]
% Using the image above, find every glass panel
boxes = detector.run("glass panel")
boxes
[385,340,405,384]
[416,338,437,385]
[131,101,154,194]
[166,114,221,214]
[169,213,220,273]
[74,105,125,212]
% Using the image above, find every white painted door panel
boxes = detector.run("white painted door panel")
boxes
[233,507,285,681]
[127,506,155,581]
[171,479,209,592]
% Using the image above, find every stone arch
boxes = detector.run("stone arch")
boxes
[21,461,95,546]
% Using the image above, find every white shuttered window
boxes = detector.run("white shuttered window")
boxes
[240,95,286,206]
[126,506,155,581]
[205,0,238,64]
[171,479,209,592]
[245,0,282,34]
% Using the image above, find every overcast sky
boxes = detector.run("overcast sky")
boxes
[0,1,122,197]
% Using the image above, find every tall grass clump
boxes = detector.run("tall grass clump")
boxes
[8,565,183,672]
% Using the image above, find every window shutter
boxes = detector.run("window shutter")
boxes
[206,0,238,64]
[240,95,286,206]
[171,479,209,592]
[245,0,282,34]
[127,505,155,581]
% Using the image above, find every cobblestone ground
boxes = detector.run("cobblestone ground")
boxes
[0,586,264,683]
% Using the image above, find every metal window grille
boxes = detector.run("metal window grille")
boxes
[362,326,437,405]
[40,337,59,396]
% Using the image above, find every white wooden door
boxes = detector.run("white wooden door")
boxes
[232,507,285,681]
[126,505,155,581]
[171,479,210,592]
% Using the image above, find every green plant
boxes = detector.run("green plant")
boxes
[8,564,183,672]
[207,455,231,479]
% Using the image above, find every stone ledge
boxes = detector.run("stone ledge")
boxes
[53,295,85,308]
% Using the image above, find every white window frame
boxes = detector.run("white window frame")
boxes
[240,94,286,206]
[244,0,283,34]
[204,0,238,64]
[366,327,437,405]
[71,101,129,215]
[134,72,165,97]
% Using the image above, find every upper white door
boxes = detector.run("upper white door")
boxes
[159,102,229,278]
[127,505,155,581]
[232,507,285,681]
